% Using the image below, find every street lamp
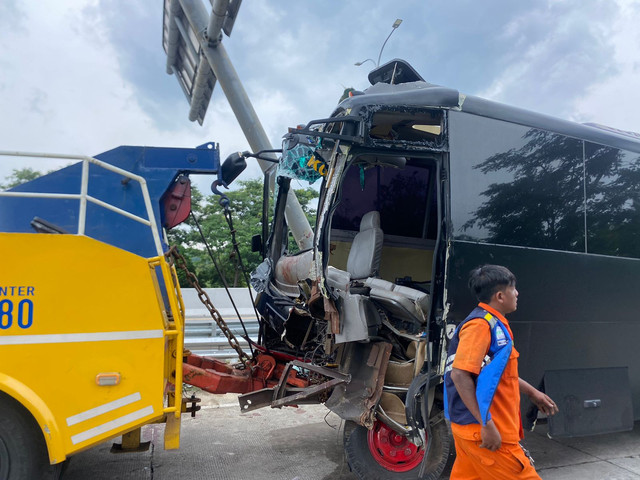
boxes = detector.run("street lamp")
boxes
[355,19,403,68]
[354,58,376,67]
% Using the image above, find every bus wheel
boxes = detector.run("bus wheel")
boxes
[0,393,64,480]
[344,418,451,480]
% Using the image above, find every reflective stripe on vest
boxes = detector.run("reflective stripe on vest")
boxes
[443,306,513,426]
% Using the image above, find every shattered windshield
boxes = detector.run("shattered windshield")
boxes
[278,132,335,184]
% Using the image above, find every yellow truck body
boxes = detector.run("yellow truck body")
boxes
[0,232,184,465]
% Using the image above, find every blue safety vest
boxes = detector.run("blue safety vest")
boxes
[443,306,513,426]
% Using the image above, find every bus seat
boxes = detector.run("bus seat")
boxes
[327,265,351,291]
[346,211,383,280]
[365,277,429,328]
[334,291,381,344]
[327,210,383,289]
[327,210,427,335]
[328,211,383,343]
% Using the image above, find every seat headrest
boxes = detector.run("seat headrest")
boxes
[360,211,381,231]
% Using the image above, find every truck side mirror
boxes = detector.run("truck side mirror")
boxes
[219,151,248,186]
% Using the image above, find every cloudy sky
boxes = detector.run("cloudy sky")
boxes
[1,0,639,189]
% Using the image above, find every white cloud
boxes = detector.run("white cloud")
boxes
[478,2,620,118]
[571,0,640,134]
[2,0,640,194]
[0,1,211,186]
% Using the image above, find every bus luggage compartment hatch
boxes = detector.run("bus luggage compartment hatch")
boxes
[544,366,633,437]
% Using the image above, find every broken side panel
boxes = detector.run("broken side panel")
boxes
[325,342,392,428]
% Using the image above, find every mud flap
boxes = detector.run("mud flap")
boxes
[325,342,392,428]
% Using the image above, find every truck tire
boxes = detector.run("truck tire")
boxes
[344,418,451,480]
[0,393,64,480]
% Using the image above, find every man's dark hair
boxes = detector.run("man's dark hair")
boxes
[468,265,516,303]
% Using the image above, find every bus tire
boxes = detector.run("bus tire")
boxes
[344,417,451,480]
[0,393,64,480]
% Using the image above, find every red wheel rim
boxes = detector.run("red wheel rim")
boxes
[367,420,425,472]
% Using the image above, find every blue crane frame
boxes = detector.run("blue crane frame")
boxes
[0,143,220,258]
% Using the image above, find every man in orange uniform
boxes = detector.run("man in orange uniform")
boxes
[444,265,558,479]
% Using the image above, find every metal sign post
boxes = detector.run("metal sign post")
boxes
[162,0,313,249]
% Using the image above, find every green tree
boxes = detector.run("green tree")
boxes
[168,178,319,288]
[1,167,42,189]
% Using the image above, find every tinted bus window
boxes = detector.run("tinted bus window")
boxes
[332,162,434,239]
[449,112,585,252]
[586,142,640,258]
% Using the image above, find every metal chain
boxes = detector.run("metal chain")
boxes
[167,246,251,366]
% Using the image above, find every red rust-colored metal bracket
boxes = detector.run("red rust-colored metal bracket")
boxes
[182,353,308,395]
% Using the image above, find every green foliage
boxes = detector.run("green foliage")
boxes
[168,178,319,288]
[1,168,42,189]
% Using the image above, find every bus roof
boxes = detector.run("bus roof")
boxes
[337,77,640,154]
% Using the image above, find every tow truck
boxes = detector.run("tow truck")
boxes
[0,144,220,479]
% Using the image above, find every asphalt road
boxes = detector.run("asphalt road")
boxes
[61,391,640,480]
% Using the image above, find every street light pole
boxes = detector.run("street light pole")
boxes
[355,19,402,68]
[377,19,403,67]
[354,58,376,67]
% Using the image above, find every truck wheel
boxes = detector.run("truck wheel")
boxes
[344,418,451,480]
[0,393,64,480]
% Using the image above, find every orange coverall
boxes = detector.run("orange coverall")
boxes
[449,303,540,480]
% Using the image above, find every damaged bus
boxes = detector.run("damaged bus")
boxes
[229,59,640,479]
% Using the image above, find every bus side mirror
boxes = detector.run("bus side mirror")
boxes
[219,151,248,186]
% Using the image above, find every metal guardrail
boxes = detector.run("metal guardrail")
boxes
[182,287,259,360]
